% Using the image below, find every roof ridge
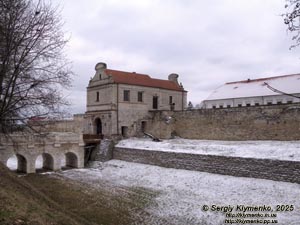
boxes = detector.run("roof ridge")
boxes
[104,68,185,92]
[105,68,150,78]
[226,73,300,85]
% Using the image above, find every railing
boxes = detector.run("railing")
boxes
[82,134,103,143]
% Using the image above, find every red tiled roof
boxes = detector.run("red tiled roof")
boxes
[226,73,300,84]
[105,69,185,92]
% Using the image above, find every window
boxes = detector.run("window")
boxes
[277,101,282,105]
[212,105,216,109]
[138,92,143,102]
[246,103,251,107]
[287,100,293,104]
[169,96,173,104]
[153,96,158,109]
[255,103,260,106]
[219,105,223,108]
[123,90,130,101]
[267,102,272,105]
[96,92,99,102]
[227,105,231,108]
[237,104,242,107]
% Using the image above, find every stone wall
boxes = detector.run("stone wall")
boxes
[114,147,300,184]
[29,114,85,134]
[147,103,300,140]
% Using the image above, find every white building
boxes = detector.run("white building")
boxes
[202,74,300,109]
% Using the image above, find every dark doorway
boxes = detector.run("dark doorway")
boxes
[141,121,147,132]
[121,126,128,137]
[95,118,102,134]
[153,96,158,109]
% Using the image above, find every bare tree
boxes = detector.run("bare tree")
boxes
[284,0,300,49]
[0,0,72,133]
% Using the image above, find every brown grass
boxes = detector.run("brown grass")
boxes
[0,164,160,225]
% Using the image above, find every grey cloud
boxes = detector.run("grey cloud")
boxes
[52,0,300,113]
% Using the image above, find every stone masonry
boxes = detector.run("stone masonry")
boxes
[114,147,300,184]
[0,133,85,173]
[146,103,300,140]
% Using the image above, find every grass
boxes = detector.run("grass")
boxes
[0,163,161,225]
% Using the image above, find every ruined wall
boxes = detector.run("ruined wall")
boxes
[147,103,300,140]
[114,147,300,184]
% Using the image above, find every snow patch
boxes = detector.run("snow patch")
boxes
[116,138,300,161]
[59,160,300,225]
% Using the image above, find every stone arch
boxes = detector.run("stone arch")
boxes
[65,152,78,168]
[94,117,102,135]
[35,153,54,171]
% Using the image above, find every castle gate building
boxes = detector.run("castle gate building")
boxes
[84,62,187,137]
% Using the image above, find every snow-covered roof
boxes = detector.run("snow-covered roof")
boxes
[205,74,300,100]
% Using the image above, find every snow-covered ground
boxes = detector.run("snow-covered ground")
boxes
[5,138,300,224]
[116,138,300,161]
[59,160,300,225]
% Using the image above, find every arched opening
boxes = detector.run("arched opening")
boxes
[7,154,27,173]
[94,118,102,135]
[65,152,78,168]
[35,155,43,170]
[6,155,17,171]
[35,153,54,172]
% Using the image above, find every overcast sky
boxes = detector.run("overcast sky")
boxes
[55,0,300,113]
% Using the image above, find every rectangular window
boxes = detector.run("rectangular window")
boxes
[96,92,99,102]
[267,102,272,105]
[212,105,216,109]
[123,90,130,101]
[237,104,242,107]
[227,105,231,108]
[246,103,251,107]
[287,100,293,104]
[277,101,282,105]
[255,103,260,106]
[153,96,158,109]
[138,92,143,102]
[169,96,173,104]
[219,105,223,108]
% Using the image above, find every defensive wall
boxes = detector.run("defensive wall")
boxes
[146,103,300,140]
[113,147,300,184]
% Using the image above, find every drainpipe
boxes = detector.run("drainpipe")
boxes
[182,91,184,111]
[116,84,119,135]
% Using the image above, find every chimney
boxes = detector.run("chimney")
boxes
[168,73,179,85]
[94,62,107,80]
[95,62,107,71]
